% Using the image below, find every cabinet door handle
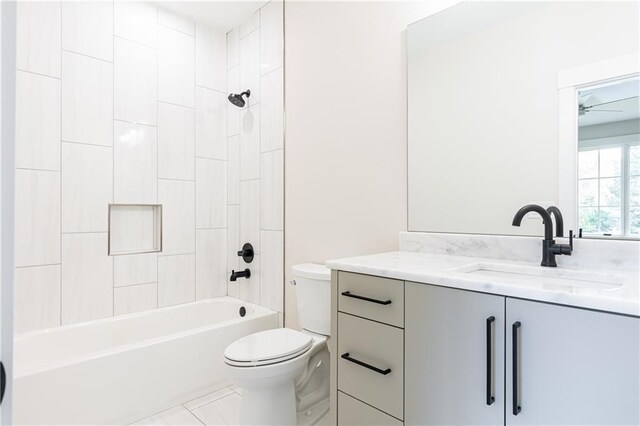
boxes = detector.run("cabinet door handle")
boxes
[341,352,391,375]
[486,316,495,406]
[341,291,391,305]
[512,321,522,416]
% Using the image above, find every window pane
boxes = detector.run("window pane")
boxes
[578,179,598,206]
[599,207,621,235]
[599,178,621,206]
[599,147,621,177]
[629,208,640,236]
[631,176,640,207]
[578,207,599,233]
[631,145,640,176]
[578,150,598,178]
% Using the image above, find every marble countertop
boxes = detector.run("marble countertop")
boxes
[326,251,640,317]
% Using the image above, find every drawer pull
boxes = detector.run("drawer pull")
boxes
[512,321,522,416]
[341,352,391,375]
[341,291,392,305]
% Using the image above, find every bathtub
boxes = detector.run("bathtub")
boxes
[13,297,278,425]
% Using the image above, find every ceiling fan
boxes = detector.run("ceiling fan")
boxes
[578,93,638,116]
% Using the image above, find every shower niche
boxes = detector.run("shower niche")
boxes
[108,204,163,255]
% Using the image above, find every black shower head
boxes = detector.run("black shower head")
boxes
[228,90,251,108]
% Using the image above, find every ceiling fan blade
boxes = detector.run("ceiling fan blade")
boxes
[586,96,639,108]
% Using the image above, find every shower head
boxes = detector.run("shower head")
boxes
[228,90,251,108]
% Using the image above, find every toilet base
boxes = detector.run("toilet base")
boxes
[240,381,297,426]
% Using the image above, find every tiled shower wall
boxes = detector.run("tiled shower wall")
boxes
[226,2,284,319]
[14,2,229,333]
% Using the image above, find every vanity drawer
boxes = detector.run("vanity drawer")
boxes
[338,391,402,426]
[338,312,404,420]
[338,272,404,327]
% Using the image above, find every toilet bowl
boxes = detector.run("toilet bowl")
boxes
[224,263,331,426]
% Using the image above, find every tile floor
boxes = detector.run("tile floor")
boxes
[132,385,244,426]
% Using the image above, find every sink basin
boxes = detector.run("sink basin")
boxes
[450,262,626,292]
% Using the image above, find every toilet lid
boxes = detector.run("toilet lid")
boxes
[224,328,313,366]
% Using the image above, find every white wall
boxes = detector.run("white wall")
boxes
[284,1,459,329]
[225,1,285,323]
[14,1,228,332]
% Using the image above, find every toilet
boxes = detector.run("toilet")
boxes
[224,263,331,426]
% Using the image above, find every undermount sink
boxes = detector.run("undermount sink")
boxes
[450,262,626,292]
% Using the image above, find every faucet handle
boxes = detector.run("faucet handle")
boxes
[569,230,574,252]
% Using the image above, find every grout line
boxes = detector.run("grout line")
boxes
[16,68,60,80]
[15,263,61,270]
[15,167,60,173]
[114,281,158,289]
[113,34,158,51]
[114,118,158,128]
[62,48,113,64]
[61,231,108,235]
[260,64,283,79]
[60,3,64,327]
[158,177,195,183]
[61,139,113,149]
[156,4,160,310]
[112,2,116,318]
[158,22,195,39]
[158,99,195,110]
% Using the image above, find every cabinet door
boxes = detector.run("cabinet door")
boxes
[506,298,640,425]
[405,283,505,426]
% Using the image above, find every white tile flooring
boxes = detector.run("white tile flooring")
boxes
[132,385,243,426]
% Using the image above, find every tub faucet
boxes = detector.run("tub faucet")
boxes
[230,269,251,282]
[512,204,573,267]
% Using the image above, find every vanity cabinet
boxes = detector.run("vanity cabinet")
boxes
[505,298,640,425]
[334,271,640,426]
[405,283,505,425]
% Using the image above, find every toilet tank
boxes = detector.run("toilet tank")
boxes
[292,263,331,336]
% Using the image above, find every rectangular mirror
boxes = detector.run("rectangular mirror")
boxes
[407,1,639,239]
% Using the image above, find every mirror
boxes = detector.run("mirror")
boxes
[407,1,640,239]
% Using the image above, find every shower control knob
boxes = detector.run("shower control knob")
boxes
[237,243,254,264]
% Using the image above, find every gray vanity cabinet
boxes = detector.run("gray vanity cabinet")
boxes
[505,298,640,426]
[405,283,506,426]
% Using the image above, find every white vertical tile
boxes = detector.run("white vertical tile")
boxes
[196,24,226,92]
[260,149,283,230]
[114,1,158,47]
[239,254,260,304]
[196,159,227,229]
[196,229,227,300]
[260,0,283,76]
[240,29,260,104]
[227,205,240,275]
[260,230,283,312]
[227,65,241,137]
[226,28,240,69]
[158,102,195,180]
[158,179,195,255]
[196,87,227,160]
[158,26,195,108]
[61,233,113,324]
[158,254,195,307]
[15,170,60,267]
[61,51,113,147]
[239,11,260,38]
[114,253,158,287]
[227,135,240,205]
[14,265,61,333]
[260,69,284,152]
[240,106,260,180]
[240,180,260,253]
[158,8,195,36]
[114,121,157,204]
[62,143,113,233]
[17,1,61,77]
[61,1,113,61]
[114,283,158,316]
[114,37,157,126]
[16,71,60,171]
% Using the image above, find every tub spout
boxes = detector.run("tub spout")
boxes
[230,269,251,282]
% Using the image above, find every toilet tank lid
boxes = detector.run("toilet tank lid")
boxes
[292,263,330,281]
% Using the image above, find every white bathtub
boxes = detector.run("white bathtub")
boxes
[13,297,278,425]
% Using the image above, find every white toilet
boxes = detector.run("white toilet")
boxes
[224,263,331,426]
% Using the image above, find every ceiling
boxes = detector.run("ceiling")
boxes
[155,1,269,33]
[578,78,640,127]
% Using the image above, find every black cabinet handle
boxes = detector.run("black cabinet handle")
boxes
[486,316,495,406]
[341,352,391,375]
[512,321,522,416]
[341,291,391,305]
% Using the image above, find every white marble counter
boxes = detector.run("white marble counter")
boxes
[326,250,640,317]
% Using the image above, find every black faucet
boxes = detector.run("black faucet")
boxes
[230,269,251,282]
[512,204,573,267]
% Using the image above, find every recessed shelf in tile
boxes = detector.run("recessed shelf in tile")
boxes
[108,204,162,255]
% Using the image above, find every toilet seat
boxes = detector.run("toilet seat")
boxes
[224,328,313,367]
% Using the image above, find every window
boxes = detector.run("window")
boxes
[578,142,640,237]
